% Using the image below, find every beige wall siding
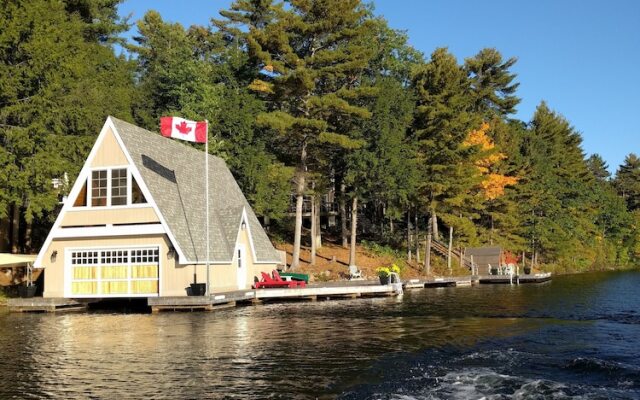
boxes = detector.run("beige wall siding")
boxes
[43,235,172,298]
[164,226,277,296]
[90,127,128,167]
[60,207,159,227]
[42,226,277,298]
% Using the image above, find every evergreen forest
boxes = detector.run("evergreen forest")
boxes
[1,0,639,273]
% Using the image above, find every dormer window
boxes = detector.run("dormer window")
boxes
[72,167,147,208]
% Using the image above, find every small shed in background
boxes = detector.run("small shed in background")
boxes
[465,247,502,273]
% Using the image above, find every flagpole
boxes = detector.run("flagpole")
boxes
[205,120,210,297]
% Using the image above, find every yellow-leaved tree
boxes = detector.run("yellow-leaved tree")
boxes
[464,122,518,200]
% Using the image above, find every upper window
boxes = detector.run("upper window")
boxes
[91,170,107,207]
[73,181,88,207]
[131,175,147,204]
[111,168,127,206]
[73,168,148,208]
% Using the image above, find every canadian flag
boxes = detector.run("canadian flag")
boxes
[160,116,207,143]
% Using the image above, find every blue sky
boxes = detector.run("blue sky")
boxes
[117,0,640,173]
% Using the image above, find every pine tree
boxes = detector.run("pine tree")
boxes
[464,48,520,117]
[587,154,611,182]
[614,153,640,211]
[478,119,527,250]
[0,0,134,251]
[132,10,292,223]
[218,0,377,269]
[131,11,221,130]
[411,48,480,243]
[517,102,596,268]
[339,19,421,265]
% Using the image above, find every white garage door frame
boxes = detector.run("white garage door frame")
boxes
[64,245,161,298]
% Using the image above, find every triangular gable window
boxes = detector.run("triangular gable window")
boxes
[131,175,147,204]
[73,180,88,207]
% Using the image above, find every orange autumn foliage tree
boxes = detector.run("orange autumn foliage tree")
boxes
[464,122,519,200]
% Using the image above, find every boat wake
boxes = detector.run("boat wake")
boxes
[339,345,640,400]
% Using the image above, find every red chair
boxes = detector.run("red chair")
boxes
[253,271,304,289]
[272,270,306,288]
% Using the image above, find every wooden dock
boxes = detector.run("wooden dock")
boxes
[6,273,550,313]
[404,276,474,289]
[148,283,398,312]
[477,272,552,284]
[403,272,552,289]
[7,297,97,313]
[148,290,256,312]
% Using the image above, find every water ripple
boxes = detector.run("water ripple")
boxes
[0,270,639,398]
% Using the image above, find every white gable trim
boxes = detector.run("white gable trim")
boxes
[106,117,188,263]
[34,117,180,268]
[53,224,166,238]
[236,207,281,264]
[35,118,117,267]
[187,207,279,265]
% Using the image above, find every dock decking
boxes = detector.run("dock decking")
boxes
[403,272,552,289]
[148,283,398,312]
[6,273,551,313]
[6,297,98,313]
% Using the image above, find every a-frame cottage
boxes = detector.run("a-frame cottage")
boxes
[34,117,282,298]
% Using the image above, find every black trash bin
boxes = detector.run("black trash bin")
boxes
[18,284,37,298]
[189,283,206,296]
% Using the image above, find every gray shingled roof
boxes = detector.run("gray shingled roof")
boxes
[110,116,280,264]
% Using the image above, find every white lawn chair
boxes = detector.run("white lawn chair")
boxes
[349,265,363,280]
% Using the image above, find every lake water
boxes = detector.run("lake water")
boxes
[1,270,639,399]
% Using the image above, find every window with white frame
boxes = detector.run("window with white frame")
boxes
[69,247,159,296]
[111,168,128,206]
[73,167,148,208]
[91,170,108,207]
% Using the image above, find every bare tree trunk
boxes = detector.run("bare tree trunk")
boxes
[24,220,33,253]
[407,209,412,261]
[340,183,348,248]
[389,216,394,234]
[310,195,316,265]
[415,210,420,263]
[431,207,440,241]
[10,203,20,254]
[380,203,387,237]
[447,226,453,274]
[490,214,494,245]
[348,196,358,267]
[291,144,307,271]
[315,196,322,249]
[0,216,10,252]
[425,231,432,275]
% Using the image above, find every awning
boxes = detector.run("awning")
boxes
[0,253,37,268]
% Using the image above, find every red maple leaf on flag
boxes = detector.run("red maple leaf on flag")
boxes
[175,121,192,134]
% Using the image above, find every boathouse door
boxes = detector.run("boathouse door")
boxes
[236,244,247,289]
[65,247,160,298]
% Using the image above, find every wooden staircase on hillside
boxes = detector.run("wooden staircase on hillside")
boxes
[430,237,474,270]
